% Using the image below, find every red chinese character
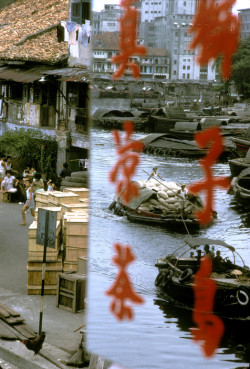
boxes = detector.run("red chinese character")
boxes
[191,257,224,358]
[188,127,230,225]
[112,1,147,79]
[189,0,240,79]
[106,243,144,320]
[109,121,144,204]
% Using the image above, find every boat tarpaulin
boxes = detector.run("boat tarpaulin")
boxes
[184,237,235,251]
[119,186,156,210]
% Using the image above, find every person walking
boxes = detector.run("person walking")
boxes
[20,178,35,225]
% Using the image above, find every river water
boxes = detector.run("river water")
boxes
[87,99,250,369]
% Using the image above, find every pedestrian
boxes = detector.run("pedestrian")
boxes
[147,167,164,181]
[20,178,35,225]
[59,162,72,179]
[47,179,55,191]
[1,170,18,193]
[0,154,7,183]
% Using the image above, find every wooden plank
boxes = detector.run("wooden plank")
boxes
[13,323,37,339]
[0,306,10,318]
[0,321,18,340]
[2,316,24,326]
[0,302,20,317]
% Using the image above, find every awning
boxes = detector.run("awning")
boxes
[0,66,90,83]
[0,67,43,83]
[43,68,90,82]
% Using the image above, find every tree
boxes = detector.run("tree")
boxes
[231,36,250,100]
[0,129,58,180]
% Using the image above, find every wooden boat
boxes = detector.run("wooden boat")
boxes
[91,108,147,130]
[155,237,250,319]
[109,184,212,232]
[231,167,250,207]
[145,107,192,133]
[231,126,250,154]
[228,149,250,177]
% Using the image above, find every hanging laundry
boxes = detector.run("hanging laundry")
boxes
[66,21,80,45]
[85,20,92,38]
[79,24,88,47]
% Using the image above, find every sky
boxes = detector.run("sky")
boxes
[92,0,250,13]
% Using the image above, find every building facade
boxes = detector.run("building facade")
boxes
[0,0,91,173]
[238,8,250,40]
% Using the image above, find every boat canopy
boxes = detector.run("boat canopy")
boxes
[119,186,156,209]
[184,237,235,251]
[238,166,250,179]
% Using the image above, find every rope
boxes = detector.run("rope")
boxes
[179,210,191,236]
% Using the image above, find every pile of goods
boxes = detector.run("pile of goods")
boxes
[135,179,198,219]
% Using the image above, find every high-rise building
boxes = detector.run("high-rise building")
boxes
[238,8,250,40]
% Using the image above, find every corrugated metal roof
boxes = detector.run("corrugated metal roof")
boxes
[0,67,90,83]
[0,67,43,82]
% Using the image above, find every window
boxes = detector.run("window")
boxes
[183,65,186,69]
[9,84,23,100]
[174,60,177,64]
[187,73,190,79]
[187,65,190,70]
[184,1,186,5]
[71,0,90,24]
[173,70,176,75]
[183,73,185,79]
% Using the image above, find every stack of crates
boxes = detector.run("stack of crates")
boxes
[27,188,89,295]
[27,213,62,295]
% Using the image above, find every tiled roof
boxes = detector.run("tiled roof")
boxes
[0,0,69,64]
[92,33,168,57]
[92,33,120,50]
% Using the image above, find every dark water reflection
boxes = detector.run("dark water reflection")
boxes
[87,127,250,369]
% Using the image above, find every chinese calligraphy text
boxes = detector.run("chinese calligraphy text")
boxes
[106,242,144,320]
[109,121,144,204]
[188,127,230,225]
[191,256,224,357]
[112,0,147,79]
[189,0,239,79]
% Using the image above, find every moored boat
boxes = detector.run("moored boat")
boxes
[155,237,250,319]
[228,148,250,177]
[230,167,250,207]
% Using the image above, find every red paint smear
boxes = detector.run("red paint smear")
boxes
[191,257,224,357]
[106,243,144,321]
[188,0,240,79]
[112,2,147,79]
[188,127,230,225]
[109,121,144,204]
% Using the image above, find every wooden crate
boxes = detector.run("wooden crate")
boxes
[0,192,11,203]
[63,261,77,273]
[28,220,61,262]
[27,260,62,286]
[35,207,62,221]
[35,200,49,208]
[61,203,88,213]
[49,192,80,206]
[64,246,88,262]
[63,188,89,199]
[27,285,57,295]
[64,218,88,236]
[56,273,86,313]
[77,257,87,275]
[64,234,88,248]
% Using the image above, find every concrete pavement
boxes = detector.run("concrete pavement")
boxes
[0,202,87,368]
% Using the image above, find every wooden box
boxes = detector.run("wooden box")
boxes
[77,257,87,275]
[35,191,50,202]
[56,273,86,313]
[64,234,88,248]
[63,188,89,199]
[64,218,88,236]
[64,246,88,262]
[0,192,11,203]
[61,203,88,213]
[27,260,62,286]
[28,220,61,262]
[63,261,77,273]
[28,285,58,295]
[49,192,80,206]
[35,201,49,209]
[35,207,62,221]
